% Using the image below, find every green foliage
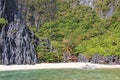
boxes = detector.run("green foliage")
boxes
[0,18,7,26]
[0,18,7,31]
[38,52,63,63]
[18,0,57,32]
[74,32,120,56]
[95,0,115,15]
[22,0,120,62]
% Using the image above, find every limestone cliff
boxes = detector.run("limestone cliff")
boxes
[79,0,116,18]
[0,0,37,65]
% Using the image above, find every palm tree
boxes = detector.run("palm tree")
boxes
[63,38,74,62]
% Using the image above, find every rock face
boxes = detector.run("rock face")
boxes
[18,0,56,28]
[79,0,94,9]
[79,0,115,18]
[99,4,115,18]
[78,54,88,62]
[0,0,37,65]
[91,54,119,64]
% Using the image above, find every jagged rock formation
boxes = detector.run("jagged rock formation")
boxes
[79,0,94,9]
[0,0,38,65]
[78,54,89,62]
[79,0,115,18]
[18,0,56,28]
[99,3,115,18]
[91,54,119,64]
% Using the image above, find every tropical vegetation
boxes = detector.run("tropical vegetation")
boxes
[20,0,120,62]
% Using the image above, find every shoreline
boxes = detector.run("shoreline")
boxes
[0,62,120,71]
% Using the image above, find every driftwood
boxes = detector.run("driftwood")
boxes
[68,55,78,62]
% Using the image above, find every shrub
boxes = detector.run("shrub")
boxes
[0,18,7,26]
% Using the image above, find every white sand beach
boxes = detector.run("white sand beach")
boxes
[0,62,120,71]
